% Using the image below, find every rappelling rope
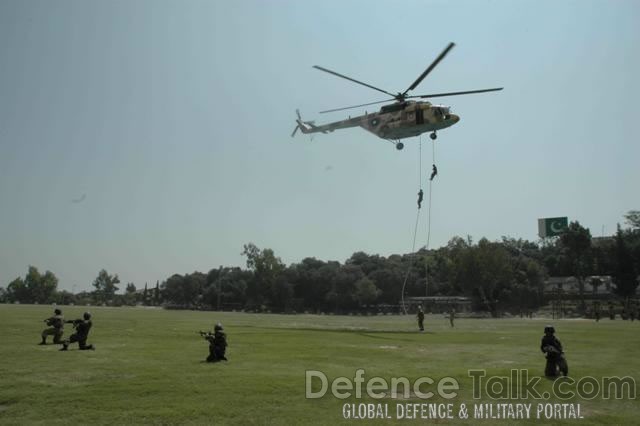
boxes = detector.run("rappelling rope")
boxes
[424,139,436,297]
[401,136,436,315]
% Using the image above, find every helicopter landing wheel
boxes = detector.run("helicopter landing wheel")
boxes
[396,142,404,151]
[430,132,437,140]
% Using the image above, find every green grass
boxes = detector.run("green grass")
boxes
[0,305,638,425]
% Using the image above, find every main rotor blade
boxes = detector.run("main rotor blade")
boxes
[403,42,456,97]
[313,65,396,98]
[410,87,503,99]
[319,98,395,114]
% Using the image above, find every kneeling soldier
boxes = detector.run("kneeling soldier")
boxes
[540,325,568,377]
[41,308,65,345]
[60,312,94,351]
[200,323,228,362]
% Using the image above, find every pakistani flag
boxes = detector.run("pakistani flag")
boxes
[538,217,568,238]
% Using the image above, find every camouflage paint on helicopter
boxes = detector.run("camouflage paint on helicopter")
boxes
[292,42,500,150]
[295,101,459,140]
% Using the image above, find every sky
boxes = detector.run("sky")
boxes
[1,0,638,293]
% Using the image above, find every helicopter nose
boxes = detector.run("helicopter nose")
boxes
[449,114,460,124]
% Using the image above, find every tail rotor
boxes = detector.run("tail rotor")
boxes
[291,109,304,137]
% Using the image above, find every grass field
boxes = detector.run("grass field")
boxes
[0,305,638,425]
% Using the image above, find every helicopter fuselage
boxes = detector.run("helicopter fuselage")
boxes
[296,101,459,141]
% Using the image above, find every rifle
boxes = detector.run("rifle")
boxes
[44,317,63,328]
[199,331,213,338]
[65,319,83,329]
[542,345,564,359]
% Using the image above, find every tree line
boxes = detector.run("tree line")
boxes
[2,211,639,314]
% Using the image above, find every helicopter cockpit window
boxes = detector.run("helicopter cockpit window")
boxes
[435,106,451,118]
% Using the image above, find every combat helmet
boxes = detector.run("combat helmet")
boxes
[544,325,555,334]
[83,312,92,320]
[54,308,62,315]
[214,322,223,331]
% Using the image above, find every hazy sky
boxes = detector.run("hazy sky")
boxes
[1,0,638,292]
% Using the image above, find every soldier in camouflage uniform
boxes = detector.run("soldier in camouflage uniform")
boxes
[417,306,425,332]
[40,308,64,345]
[60,312,94,351]
[430,164,438,181]
[540,325,568,377]
[201,323,228,362]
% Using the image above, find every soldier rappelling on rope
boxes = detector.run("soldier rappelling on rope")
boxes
[417,189,424,209]
[430,164,438,181]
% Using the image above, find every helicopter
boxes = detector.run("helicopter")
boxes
[291,42,502,150]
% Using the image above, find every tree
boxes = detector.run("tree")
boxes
[6,277,29,303]
[624,210,640,230]
[271,275,294,312]
[354,277,381,306]
[331,264,364,312]
[6,266,58,304]
[346,252,385,275]
[26,267,58,303]
[559,221,592,311]
[53,290,76,305]
[206,267,250,309]
[162,272,205,307]
[154,281,160,305]
[124,282,137,306]
[242,243,285,309]
[612,224,638,298]
[92,269,120,304]
[143,283,148,305]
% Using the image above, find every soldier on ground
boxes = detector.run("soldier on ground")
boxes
[593,302,601,322]
[540,325,568,377]
[449,308,455,328]
[40,308,64,345]
[60,312,95,351]
[417,306,425,332]
[201,323,228,362]
[608,302,615,320]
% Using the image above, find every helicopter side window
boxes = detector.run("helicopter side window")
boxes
[381,103,404,113]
